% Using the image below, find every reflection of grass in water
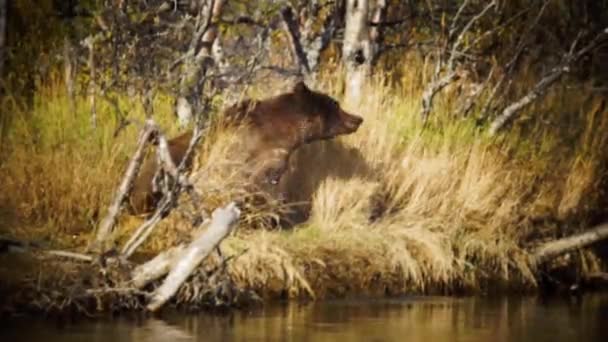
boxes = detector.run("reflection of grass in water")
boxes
[2,295,606,340]
[1,65,608,301]
[162,295,608,341]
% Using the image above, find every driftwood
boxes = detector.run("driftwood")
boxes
[533,223,608,264]
[0,237,94,262]
[131,244,187,289]
[90,120,157,253]
[147,202,240,312]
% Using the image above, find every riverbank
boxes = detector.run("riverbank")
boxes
[1,73,608,316]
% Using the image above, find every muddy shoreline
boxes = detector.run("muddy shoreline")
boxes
[1,246,605,319]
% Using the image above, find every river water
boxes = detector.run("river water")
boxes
[2,294,607,341]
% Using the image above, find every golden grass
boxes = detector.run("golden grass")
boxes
[1,65,607,299]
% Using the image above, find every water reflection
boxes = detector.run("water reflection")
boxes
[2,295,607,342]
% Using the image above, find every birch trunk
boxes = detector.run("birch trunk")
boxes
[176,0,226,128]
[342,0,371,104]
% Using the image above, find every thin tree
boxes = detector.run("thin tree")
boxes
[342,0,371,103]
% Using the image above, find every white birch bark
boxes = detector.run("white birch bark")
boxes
[176,0,226,127]
[342,0,371,104]
[147,202,240,312]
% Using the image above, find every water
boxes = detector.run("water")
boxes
[2,294,607,342]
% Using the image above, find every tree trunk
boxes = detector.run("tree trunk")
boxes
[342,0,371,103]
[176,0,226,128]
[280,6,311,76]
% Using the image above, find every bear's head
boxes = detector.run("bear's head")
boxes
[291,81,363,142]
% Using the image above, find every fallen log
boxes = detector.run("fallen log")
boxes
[533,222,608,264]
[131,244,187,289]
[147,202,240,312]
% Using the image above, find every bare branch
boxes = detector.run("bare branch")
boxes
[479,73,505,120]
[1,237,95,262]
[121,126,205,258]
[420,71,459,123]
[457,66,495,118]
[505,0,551,74]
[85,35,98,129]
[89,120,157,253]
[447,0,496,70]
[280,6,311,75]
[489,66,567,134]
[489,28,608,135]
[448,0,471,41]
[420,0,496,122]
[46,250,95,262]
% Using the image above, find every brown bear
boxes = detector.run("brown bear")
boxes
[127,130,194,215]
[127,81,363,216]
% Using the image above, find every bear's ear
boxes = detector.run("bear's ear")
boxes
[293,81,310,94]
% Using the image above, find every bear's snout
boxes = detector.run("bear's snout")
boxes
[343,112,364,132]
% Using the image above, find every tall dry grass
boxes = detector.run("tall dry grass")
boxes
[1,65,607,297]
[214,72,608,297]
[0,74,179,242]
